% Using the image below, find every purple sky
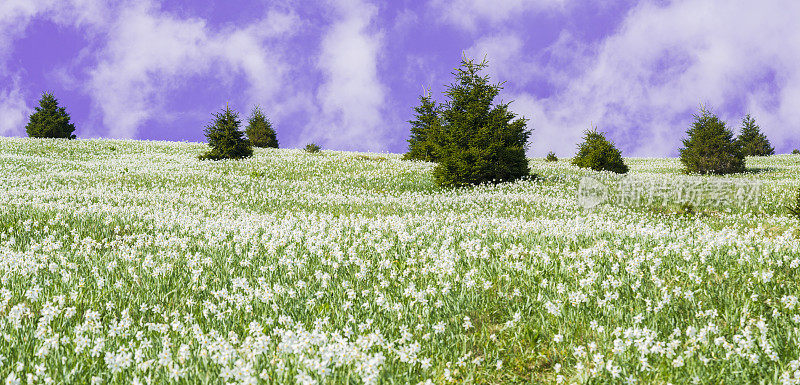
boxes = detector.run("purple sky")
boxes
[1,0,799,156]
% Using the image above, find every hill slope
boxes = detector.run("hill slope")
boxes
[1,138,800,384]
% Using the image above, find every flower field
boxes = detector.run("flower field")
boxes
[1,137,800,384]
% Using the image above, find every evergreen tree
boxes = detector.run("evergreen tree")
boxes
[571,128,628,174]
[735,114,774,156]
[545,151,558,162]
[199,105,253,160]
[679,106,744,174]
[245,106,278,148]
[403,91,440,162]
[304,143,321,153]
[432,57,531,187]
[25,92,76,139]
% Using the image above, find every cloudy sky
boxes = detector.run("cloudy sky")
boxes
[2,0,799,156]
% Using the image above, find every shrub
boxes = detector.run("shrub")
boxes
[198,105,253,161]
[245,106,278,148]
[788,188,800,219]
[403,91,441,162]
[677,202,696,216]
[545,151,558,162]
[571,128,628,174]
[679,106,744,174]
[735,114,774,156]
[431,57,531,188]
[26,92,76,139]
[793,149,800,155]
[304,143,321,153]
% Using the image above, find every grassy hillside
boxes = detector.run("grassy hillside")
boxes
[1,137,800,384]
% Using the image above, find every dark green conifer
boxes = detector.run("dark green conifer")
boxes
[304,143,321,153]
[199,105,253,161]
[571,128,628,174]
[679,106,745,174]
[245,106,278,148]
[432,57,531,187]
[735,114,774,157]
[25,92,76,139]
[403,91,440,162]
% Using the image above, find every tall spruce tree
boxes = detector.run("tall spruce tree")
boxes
[679,106,745,174]
[245,106,278,148]
[25,92,76,139]
[403,91,440,162]
[571,128,628,174]
[736,114,774,156]
[199,105,253,160]
[432,57,531,187]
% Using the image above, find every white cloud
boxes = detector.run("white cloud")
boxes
[466,30,594,88]
[85,1,298,138]
[0,0,109,67]
[0,0,108,33]
[461,31,594,156]
[0,79,28,136]
[502,0,800,156]
[431,0,571,30]
[310,0,387,151]
[0,0,299,139]
[466,34,531,82]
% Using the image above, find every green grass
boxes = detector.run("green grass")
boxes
[0,137,799,384]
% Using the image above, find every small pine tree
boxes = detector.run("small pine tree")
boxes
[432,57,531,188]
[403,91,441,162]
[304,143,321,153]
[545,151,558,162]
[245,106,278,148]
[794,149,800,155]
[571,128,629,174]
[736,114,774,156]
[679,106,745,174]
[25,92,76,139]
[199,105,253,161]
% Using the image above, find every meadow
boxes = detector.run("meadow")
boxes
[1,137,799,384]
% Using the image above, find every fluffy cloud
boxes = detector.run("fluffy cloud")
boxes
[87,1,297,138]
[466,34,531,81]
[310,0,387,151]
[478,0,800,156]
[0,79,28,136]
[0,0,109,65]
[431,0,570,30]
[0,0,389,147]
[1,0,298,139]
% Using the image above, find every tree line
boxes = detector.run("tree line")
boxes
[22,56,787,188]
